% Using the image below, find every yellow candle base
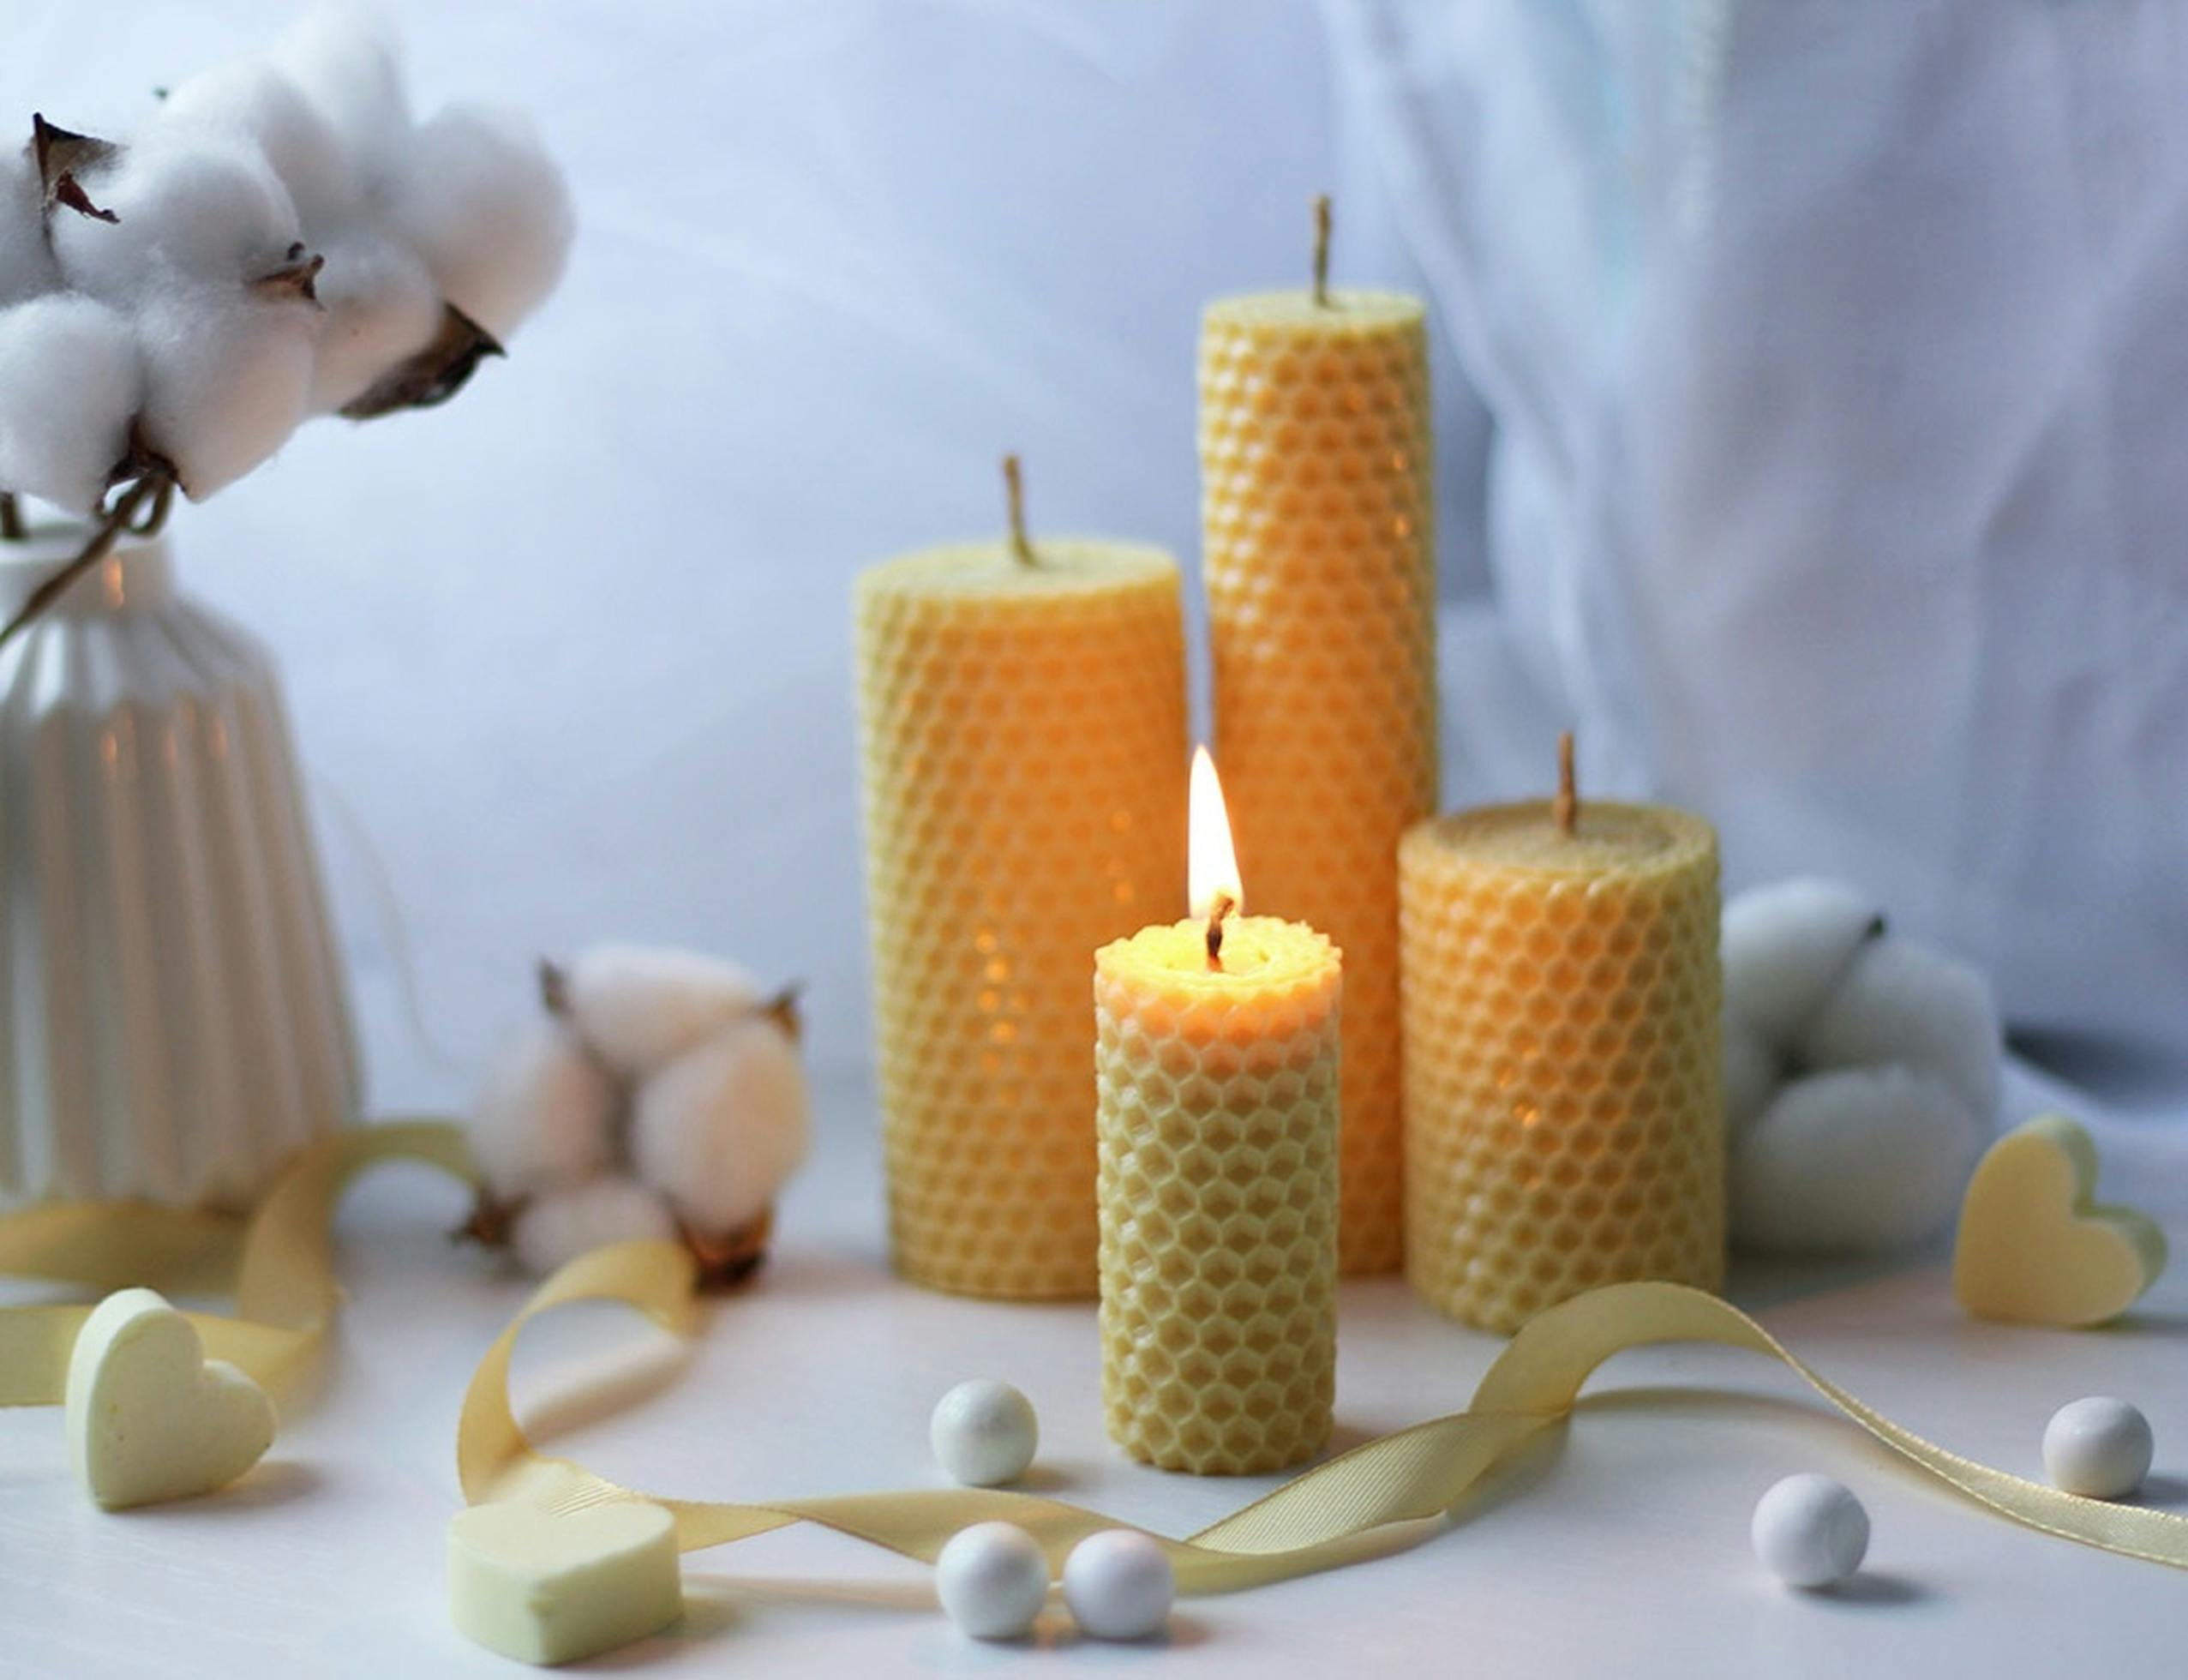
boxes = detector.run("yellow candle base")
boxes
[1401,801,1723,1335]
[1202,289,1437,1277]
[1094,918,1341,1475]
[856,541,1187,1300]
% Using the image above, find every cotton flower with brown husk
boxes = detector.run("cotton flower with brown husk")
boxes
[0,5,572,642]
[463,946,813,1287]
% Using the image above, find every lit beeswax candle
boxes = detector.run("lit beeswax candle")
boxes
[1095,747,1341,1474]
[856,460,1188,1299]
[1400,736,1723,1335]
[1201,198,1436,1276]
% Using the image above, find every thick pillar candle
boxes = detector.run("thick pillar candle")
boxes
[855,465,1188,1299]
[1400,742,1723,1334]
[1095,750,1341,1475]
[1200,205,1436,1275]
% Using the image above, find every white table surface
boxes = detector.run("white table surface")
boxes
[3,1063,2185,1678]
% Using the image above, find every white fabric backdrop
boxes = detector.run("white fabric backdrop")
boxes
[1333,0,2188,1068]
[9,1,2182,1131]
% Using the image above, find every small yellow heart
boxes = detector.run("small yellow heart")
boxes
[1953,1114,2168,1327]
[65,1287,276,1510]
[449,1499,683,1665]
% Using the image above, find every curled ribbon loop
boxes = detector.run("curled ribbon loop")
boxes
[3,1120,2184,1594]
[464,1241,2188,1587]
[0,1121,474,1406]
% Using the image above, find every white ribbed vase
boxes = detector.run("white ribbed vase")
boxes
[0,528,359,1209]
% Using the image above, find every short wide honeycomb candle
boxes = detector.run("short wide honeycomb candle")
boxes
[855,537,1187,1299]
[1201,285,1436,1275]
[1400,793,1723,1335]
[1094,917,1341,1475]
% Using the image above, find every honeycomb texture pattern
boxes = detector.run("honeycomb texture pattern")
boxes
[1400,801,1724,1335]
[1094,917,1341,1475]
[856,540,1188,1299]
[1200,289,1437,1276]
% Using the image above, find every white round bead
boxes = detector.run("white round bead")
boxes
[1062,1529,1174,1641]
[2043,1397,2154,1499]
[934,1521,1049,1641]
[1752,1473,1870,1588]
[930,1379,1039,1487]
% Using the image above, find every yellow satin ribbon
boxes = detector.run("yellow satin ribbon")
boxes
[5,1119,2185,1599]
[465,1240,2188,1586]
[0,1121,475,1405]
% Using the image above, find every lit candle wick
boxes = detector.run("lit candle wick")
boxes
[1003,453,1036,567]
[1554,729,1578,837]
[1205,891,1237,971]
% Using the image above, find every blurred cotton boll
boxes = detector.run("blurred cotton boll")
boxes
[0,296,143,513]
[155,58,362,231]
[390,104,573,339]
[1731,1065,1981,1253]
[564,945,765,1078]
[469,1017,620,1203]
[1723,878,1883,1045]
[0,153,61,308]
[1801,938,2001,1122]
[52,138,303,304]
[630,1015,812,1238]
[133,281,320,499]
[307,232,442,412]
[267,3,414,191]
[511,1177,679,1276]
[1722,877,2000,1256]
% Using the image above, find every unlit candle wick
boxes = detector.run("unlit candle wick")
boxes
[1554,730,1578,837]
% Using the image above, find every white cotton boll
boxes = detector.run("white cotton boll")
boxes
[52,136,303,304]
[157,59,360,231]
[390,103,573,339]
[267,4,412,189]
[1801,938,2001,1122]
[134,281,318,500]
[565,945,764,1077]
[629,1018,812,1236]
[0,296,143,513]
[1723,1017,1779,1137]
[510,1177,678,1276]
[1722,878,1884,1043]
[469,1018,620,1202]
[307,232,441,411]
[1731,1066,1981,1253]
[0,152,60,308]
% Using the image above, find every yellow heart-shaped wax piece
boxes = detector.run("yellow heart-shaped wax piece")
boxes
[65,1287,276,1509]
[449,1498,683,1666]
[1953,1115,2167,1326]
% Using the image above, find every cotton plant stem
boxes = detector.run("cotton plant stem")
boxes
[0,471,173,654]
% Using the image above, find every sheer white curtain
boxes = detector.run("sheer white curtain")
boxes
[1328,0,2188,1068]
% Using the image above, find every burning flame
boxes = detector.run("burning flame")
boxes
[1188,745,1243,922]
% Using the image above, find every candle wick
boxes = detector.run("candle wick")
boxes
[1205,892,1236,971]
[1311,194,1333,309]
[1003,453,1036,567]
[1554,729,1579,837]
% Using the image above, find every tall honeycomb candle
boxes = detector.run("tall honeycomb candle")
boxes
[1095,748,1341,1475]
[856,460,1188,1299]
[1400,737,1723,1335]
[1200,199,1436,1275]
